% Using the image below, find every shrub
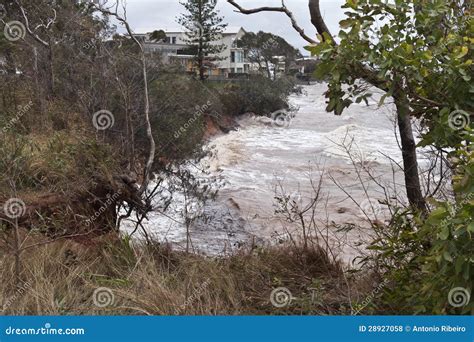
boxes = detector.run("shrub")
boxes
[148,74,224,162]
[217,75,297,117]
[0,132,119,194]
[368,132,473,315]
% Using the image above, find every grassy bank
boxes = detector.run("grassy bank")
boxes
[0,231,366,315]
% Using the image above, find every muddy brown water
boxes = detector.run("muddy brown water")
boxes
[122,83,423,265]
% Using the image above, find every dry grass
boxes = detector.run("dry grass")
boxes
[0,232,360,315]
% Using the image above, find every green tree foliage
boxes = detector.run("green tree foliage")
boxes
[149,30,167,42]
[237,31,301,79]
[177,0,227,80]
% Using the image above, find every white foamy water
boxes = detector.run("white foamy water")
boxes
[122,83,418,264]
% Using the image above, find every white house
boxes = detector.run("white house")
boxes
[135,27,250,78]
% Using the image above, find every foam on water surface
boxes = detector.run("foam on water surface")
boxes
[121,83,422,263]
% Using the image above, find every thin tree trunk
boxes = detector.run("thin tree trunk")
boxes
[198,0,205,81]
[139,50,155,194]
[264,59,272,79]
[198,44,205,80]
[33,47,44,115]
[13,218,21,287]
[199,56,205,80]
[393,87,427,213]
[126,106,135,170]
[48,44,55,96]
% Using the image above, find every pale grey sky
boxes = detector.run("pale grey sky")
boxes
[122,0,347,54]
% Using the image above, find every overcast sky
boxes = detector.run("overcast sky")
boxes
[122,0,347,54]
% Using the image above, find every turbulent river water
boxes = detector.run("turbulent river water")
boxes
[122,83,422,264]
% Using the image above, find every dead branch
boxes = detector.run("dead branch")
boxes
[226,0,317,44]
[14,0,55,47]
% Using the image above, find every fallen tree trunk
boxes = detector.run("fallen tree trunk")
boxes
[0,173,145,237]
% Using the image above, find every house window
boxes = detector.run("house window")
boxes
[231,51,244,63]
[172,37,176,44]
[236,68,243,73]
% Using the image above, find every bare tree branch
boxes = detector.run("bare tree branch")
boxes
[226,0,389,92]
[226,0,317,44]
[14,0,54,47]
